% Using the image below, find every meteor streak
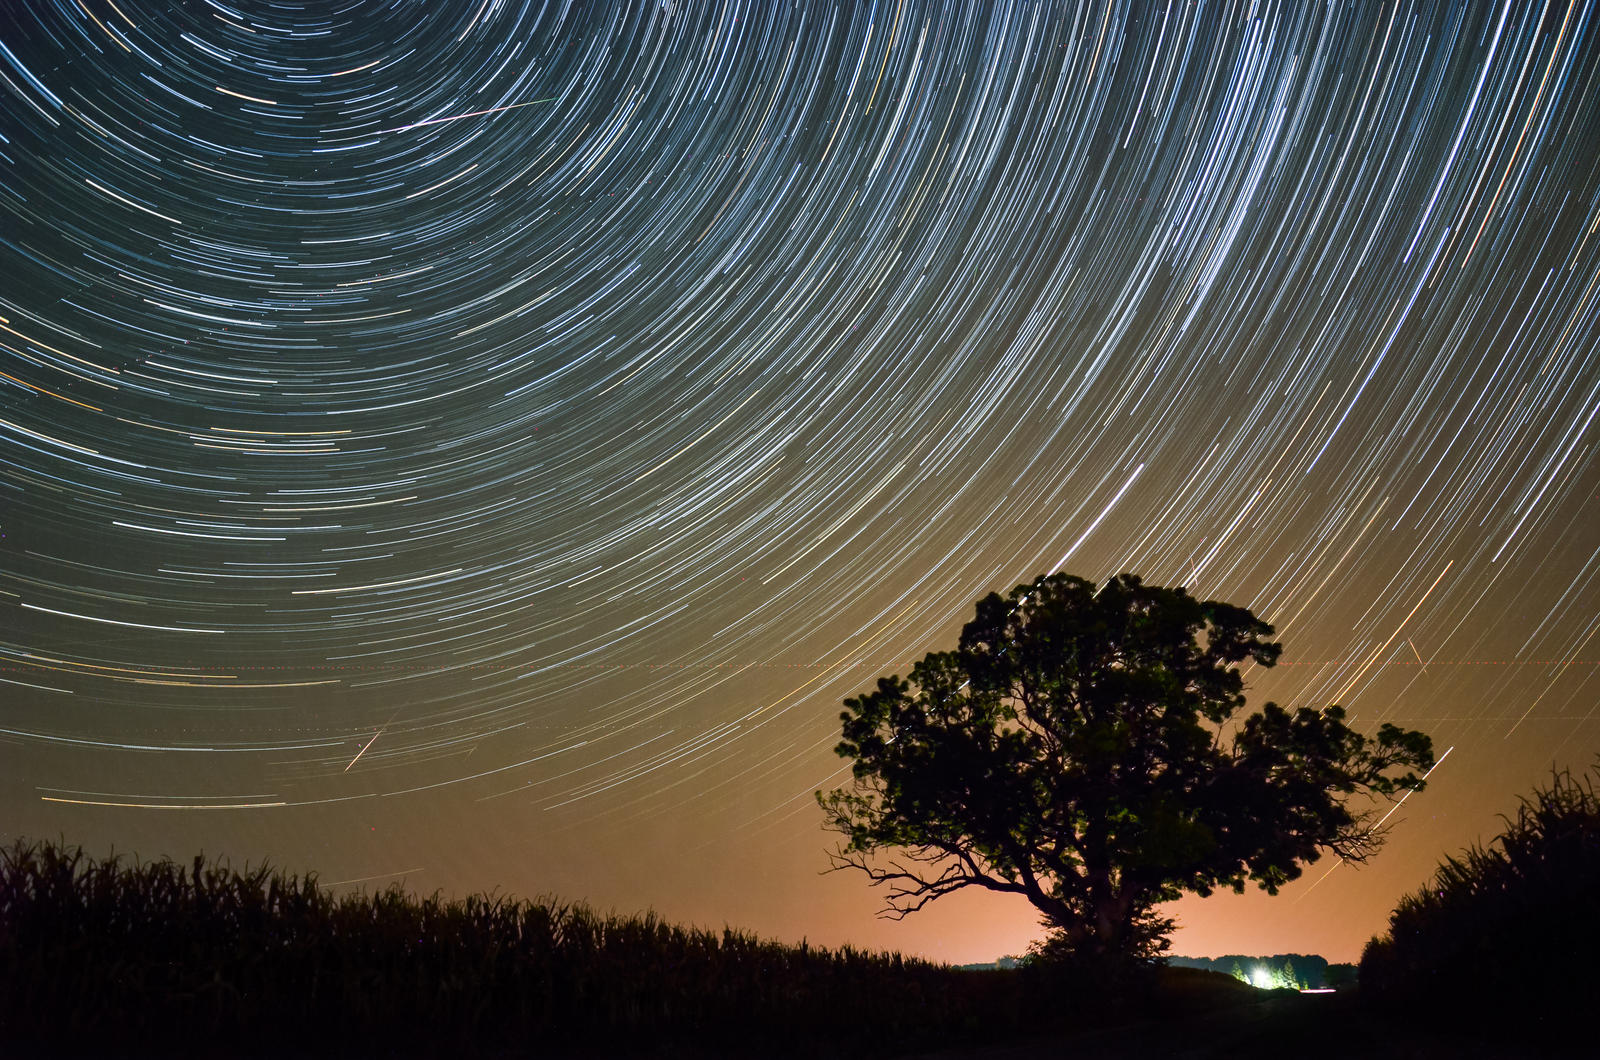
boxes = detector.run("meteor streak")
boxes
[1294,746,1456,901]
[380,98,554,134]
[1051,463,1145,574]
[345,729,384,772]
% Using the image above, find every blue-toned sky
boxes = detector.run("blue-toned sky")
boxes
[3,0,1597,963]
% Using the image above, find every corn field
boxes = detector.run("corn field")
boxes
[0,838,1033,1056]
[1359,761,1598,1032]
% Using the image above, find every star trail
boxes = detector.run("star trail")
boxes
[3,0,1598,963]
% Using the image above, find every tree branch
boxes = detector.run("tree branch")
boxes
[824,841,1029,919]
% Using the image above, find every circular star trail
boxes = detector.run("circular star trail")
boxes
[3,1,1598,961]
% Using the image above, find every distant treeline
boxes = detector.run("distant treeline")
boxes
[1165,953,1354,990]
[0,838,1052,1057]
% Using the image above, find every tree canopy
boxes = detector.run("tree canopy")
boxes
[819,572,1434,969]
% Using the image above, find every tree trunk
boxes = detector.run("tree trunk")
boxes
[1083,852,1127,962]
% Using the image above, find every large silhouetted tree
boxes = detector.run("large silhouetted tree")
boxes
[819,573,1434,971]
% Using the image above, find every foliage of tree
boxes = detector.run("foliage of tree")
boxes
[1233,960,1302,991]
[1360,761,1600,1030]
[1171,953,1330,989]
[1322,962,1357,989]
[820,573,1435,972]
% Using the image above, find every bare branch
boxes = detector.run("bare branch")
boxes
[824,840,1031,919]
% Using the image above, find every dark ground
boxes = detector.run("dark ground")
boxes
[538,977,1558,1060]
[15,990,1557,1060]
[7,975,1560,1060]
[903,988,1552,1060]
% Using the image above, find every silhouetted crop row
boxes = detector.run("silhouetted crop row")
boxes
[0,838,1037,1057]
[1360,762,1598,1037]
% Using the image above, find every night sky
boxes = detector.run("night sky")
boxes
[3,0,1598,965]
